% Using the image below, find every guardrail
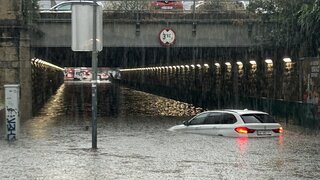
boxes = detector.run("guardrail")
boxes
[38,10,255,22]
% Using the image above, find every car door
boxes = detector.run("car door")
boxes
[215,113,237,136]
[198,112,223,135]
[184,112,208,133]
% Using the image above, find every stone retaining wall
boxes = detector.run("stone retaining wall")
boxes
[0,0,32,121]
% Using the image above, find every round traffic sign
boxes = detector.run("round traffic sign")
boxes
[158,28,176,47]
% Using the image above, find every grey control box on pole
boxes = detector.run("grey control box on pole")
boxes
[4,84,20,140]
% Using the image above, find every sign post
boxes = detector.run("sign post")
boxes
[4,84,20,140]
[72,3,103,52]
[72,1,103,149]
[91,0,98,149]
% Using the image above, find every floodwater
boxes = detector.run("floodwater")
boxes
[0,83,319,179]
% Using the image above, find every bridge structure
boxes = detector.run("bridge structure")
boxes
[1,1,318,130]
[32,11,264,68]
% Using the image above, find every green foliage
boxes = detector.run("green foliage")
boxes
[248,0,320,56]
[196,0,247,11]
[298,0,320,54]
[247,0,279,15]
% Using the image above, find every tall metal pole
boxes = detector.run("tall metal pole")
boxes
[192,0,196,20]
[92,0,98,149]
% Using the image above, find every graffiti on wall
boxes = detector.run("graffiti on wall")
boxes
[6,106,17,140]
[4,85,19,140]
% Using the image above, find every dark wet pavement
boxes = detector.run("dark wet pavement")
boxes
[0,83,319,179]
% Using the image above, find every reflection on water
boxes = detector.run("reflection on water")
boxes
[1,83,319,179]
[35,82,203,119]
[236,137,248,155]
[27,84,66,138]
[27,82,203,138]
[37,83,66,117]
[120,88,203,117]
[278,134,284,146]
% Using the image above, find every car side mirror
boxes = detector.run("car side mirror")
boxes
[183,121,189,126]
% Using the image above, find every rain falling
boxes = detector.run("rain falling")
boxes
[0,0,319,179]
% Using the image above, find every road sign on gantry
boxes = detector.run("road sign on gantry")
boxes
[72,3,103,51]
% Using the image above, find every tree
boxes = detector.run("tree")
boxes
[298,0,320,56]
[248,0,320,57]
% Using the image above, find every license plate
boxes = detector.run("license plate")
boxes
[257,130,272,135]
[162,6,173,9]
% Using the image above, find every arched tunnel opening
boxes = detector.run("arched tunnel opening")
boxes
[31,46,304,115]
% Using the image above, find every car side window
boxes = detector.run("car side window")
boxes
[221,113,237,124]
[204,113,222,124]
[56,4,71,11]
[189,113,208,125]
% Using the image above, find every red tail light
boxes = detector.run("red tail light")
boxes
[272,127,283,133]
[235,127,255,134]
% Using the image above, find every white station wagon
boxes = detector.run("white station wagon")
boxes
[168,109,283,137]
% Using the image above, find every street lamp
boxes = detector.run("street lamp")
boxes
[283,57,292,63]
[283,57,292,70]
[265,58,273,64]
[236,61,243,69]
[249,60,256,65]
[265,58,273,72]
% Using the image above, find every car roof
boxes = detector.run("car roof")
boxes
[204,109,268,115]
[50,1,103,9]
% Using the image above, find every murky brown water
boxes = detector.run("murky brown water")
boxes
[0,83,319,179]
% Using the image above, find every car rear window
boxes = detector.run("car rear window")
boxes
[241,114,276,123]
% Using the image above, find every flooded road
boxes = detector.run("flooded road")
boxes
[0,83,319,179]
